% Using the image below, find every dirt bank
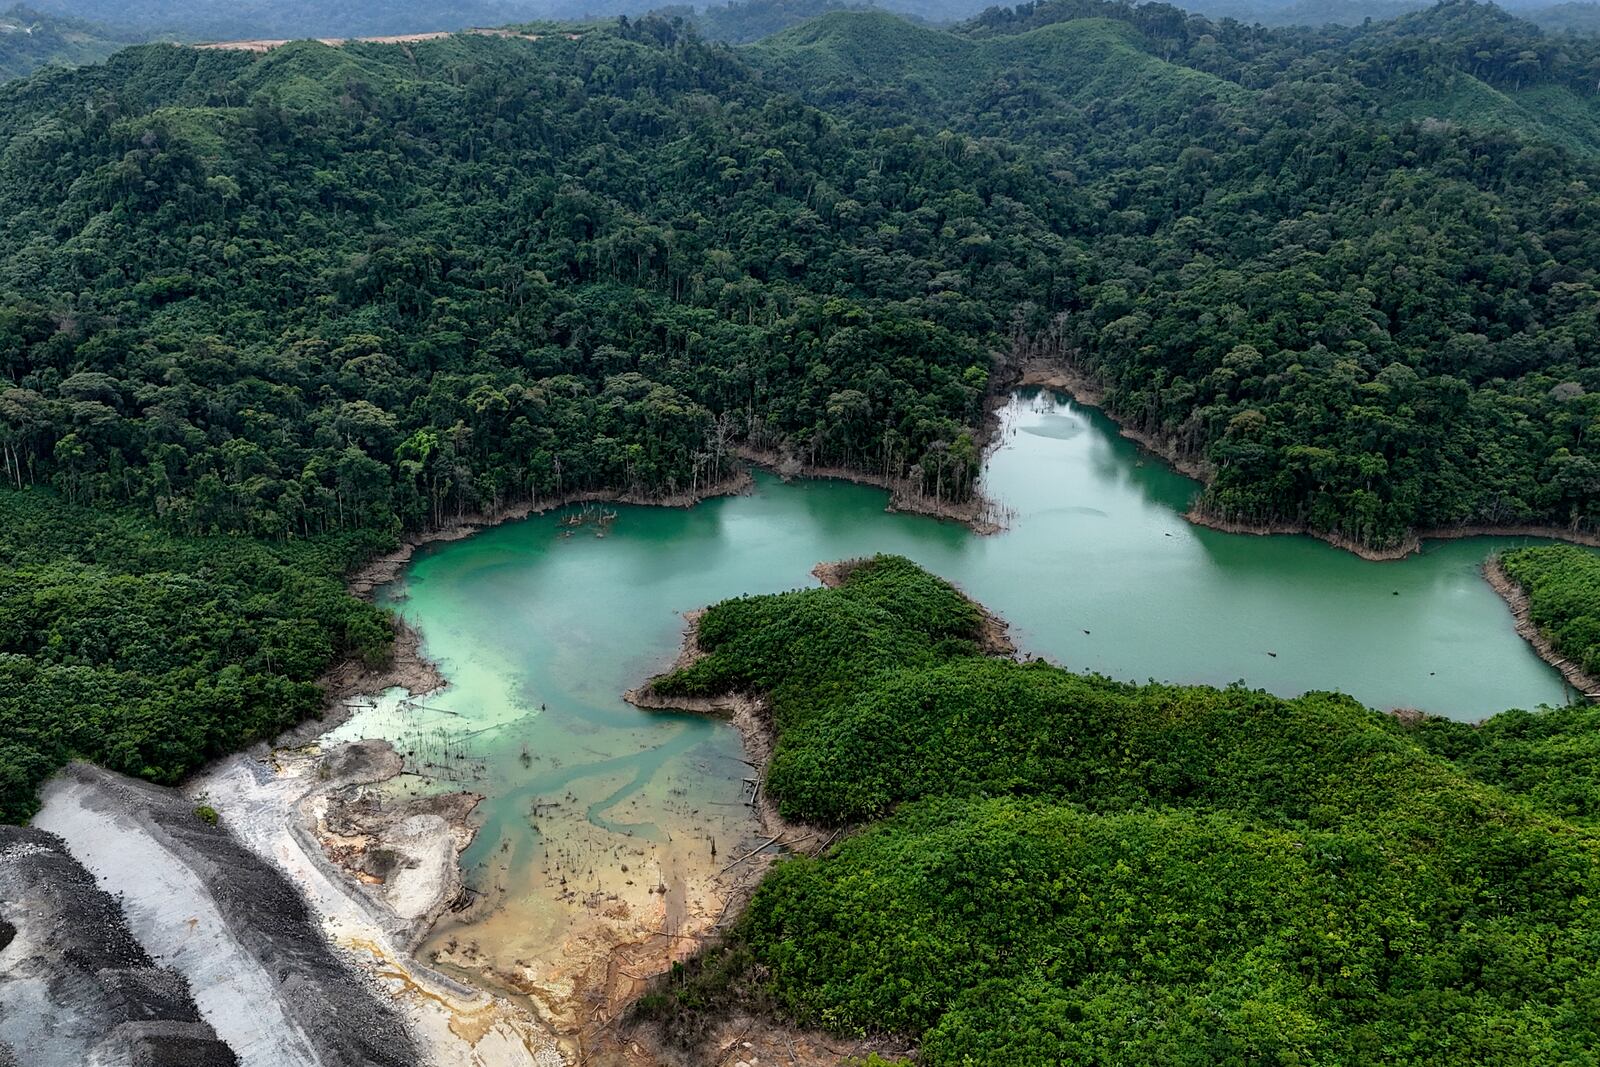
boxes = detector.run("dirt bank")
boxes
[1014,357,1599,562]
[192,28,574,51]
[298,470,756,747]
[736,445,1009,535]
[626,609,823,856]
[194,741,560,1065]
[1016,361,1212,482]
[0,825,235,1067]
[617,573,926,1067]
[1484,557,1600,700]
[347,471,754,600]
[31,763,420,1067]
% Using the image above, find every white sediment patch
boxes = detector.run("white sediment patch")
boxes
[193,742,560,1066]
[33,776,323,1067]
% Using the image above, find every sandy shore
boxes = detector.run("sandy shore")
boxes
[144,471,764,1066]
[1483,557,1600,700]
[1014,357,1600,562]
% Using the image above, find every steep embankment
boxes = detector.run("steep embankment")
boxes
[30,763,418,1067]
[0,824,234,1067]
[1487,545,1600,698]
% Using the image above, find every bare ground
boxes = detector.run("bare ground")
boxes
[0,825,235,1067]
[193,741,561,1065]
[1483,557,1600,700]
[30,763,421,1067]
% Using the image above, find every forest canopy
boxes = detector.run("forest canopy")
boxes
[1500,544,1600,678]
[2,2,1599,812]
[0,3,1595,555]
[0,490,391,820]
[639,556,1600,1063]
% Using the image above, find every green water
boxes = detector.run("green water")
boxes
[332,389,1577,970]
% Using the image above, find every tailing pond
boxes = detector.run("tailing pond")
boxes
[328,388,1577,1004]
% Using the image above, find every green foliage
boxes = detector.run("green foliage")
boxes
[650,557,1600,1063]
[0,6,140,84]
[755,1,1600,549]
[1501,544,1600,677]
[193,803,218,825]
[0,488,392,821]
[1408,702,1600,825]
[1,10,1596,555]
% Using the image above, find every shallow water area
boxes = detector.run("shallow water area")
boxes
[334,388,1580,1023]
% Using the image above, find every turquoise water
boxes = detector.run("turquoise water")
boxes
[341,389,1578,983]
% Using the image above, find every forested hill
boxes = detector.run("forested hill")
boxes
[638,557,1600,1062]
[0,6,139,82]
[751,1,1600,545]
[0,3,1595,553]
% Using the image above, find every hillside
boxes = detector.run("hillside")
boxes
[0,7,1597,806]
[18,0,531,41]
[750,9,1250,154]
[0,5,138,81]
[636,556,1600,1063]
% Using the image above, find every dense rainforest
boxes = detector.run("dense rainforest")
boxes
[639,555,1600,1064]
[1500,543,1600,678]
[1,3,1598,809]
[1,3,1597,545]
[0,492,390,820]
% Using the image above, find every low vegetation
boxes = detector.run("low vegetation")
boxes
[641,555,1600,1063]
[0,490,391,820]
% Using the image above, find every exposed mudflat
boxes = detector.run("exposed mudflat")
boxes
[195,739,562,1065]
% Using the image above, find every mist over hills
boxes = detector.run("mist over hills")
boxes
[0,5,141,79]
[5,0,1600,78]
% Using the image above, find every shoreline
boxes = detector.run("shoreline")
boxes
[621,557,1017,915]
[1014,358,1600,562]
[1483,557,1600,701]
[301,470,759,741]
[164,469,763,1065]
[625,608,825,866]
[734,445,1009,535]
[1016,361,1212,482]
[347,469,755,598]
